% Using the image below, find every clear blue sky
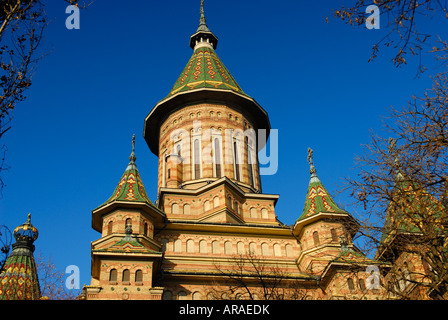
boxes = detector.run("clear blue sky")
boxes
[0,0,444,289]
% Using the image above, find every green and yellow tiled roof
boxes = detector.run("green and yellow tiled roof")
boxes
[99,136,153,208]
[297,149,346,222]
[380,175,446,244]
[0,214,40,300]
[93,237,160,255]
[167,45,248,98]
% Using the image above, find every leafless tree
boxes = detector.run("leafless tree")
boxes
[344,71,448,299]
[36,252,80,300]
[209,252,311,300]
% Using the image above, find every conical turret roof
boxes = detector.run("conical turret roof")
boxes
[0,214,40,300]
[99,135,153,208]
[296,148,347,223]
[167,0,247,99]
[167,45,247,98]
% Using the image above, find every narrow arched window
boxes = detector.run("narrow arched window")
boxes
[107,221,113,235]
[212,240,220,254]
[347,278,355,292]
[135,269,143,283]
[109,269,117,283]
[330,228,337,242]
[313,231,320,246]
[183,203,191,215]
[246,137,255,187]
[213,196,220,208]
[199,240,207,253]
[194,139,201,179]
[214,138,222,178]
[187,239,195,253]
[144,223,148,236]
[233,141,240,181]
[122,269,130,283]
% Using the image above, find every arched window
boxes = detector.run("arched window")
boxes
[122,269,130,283]
[227,196,232,209]
[135,269,143,283]
[174,239,182,252]
[237,242,245,254]
[261,243,270,256]
[224,241,232,255]
[274,244,281,257]
[233,141,240,181]
[213,196,220,208]
[249,242,257,255]
[359,278,366,291]
[246,136,255,187]
[250,207,257,218]
[144,223,148,236]
[107,221,113,235]
[261,208,268,219]
[214,138,222,178]
[187,239,195,253]
[234,201,239,213]
[285,244,293,257]
[125,218,132,227]
[192,292,202,300]
[204,200,210,212]
[183,203,191,215]
[330,228,337,242]
[194,139,201,179]
[109,269,117,283]
[199,240,207,253]
[347,278,355,292]
[171,203,179,214]
[212,240,220,254]
[313,231,320,246]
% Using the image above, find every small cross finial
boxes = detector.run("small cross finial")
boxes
[388,137,401,167]
[307,148,316,175]
[132,134,135,152]
[129,134,136,163]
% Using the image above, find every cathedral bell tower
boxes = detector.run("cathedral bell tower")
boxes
[143,1,278,224]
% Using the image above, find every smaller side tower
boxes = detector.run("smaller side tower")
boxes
[293,149,388,299]
[293,148,360,275]
[84,135,166,300]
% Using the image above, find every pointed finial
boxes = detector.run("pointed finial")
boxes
[200,0,205,22]
[307,148,317,176]
[129,134,136,163]
[388,137,404,180]
[196,0,210,32]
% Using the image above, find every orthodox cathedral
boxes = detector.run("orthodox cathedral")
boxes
[1,2,439,301]
[79,2,389,300]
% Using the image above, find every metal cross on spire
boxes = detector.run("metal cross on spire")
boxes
[129,134,136,163]
[307,147,317,176]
